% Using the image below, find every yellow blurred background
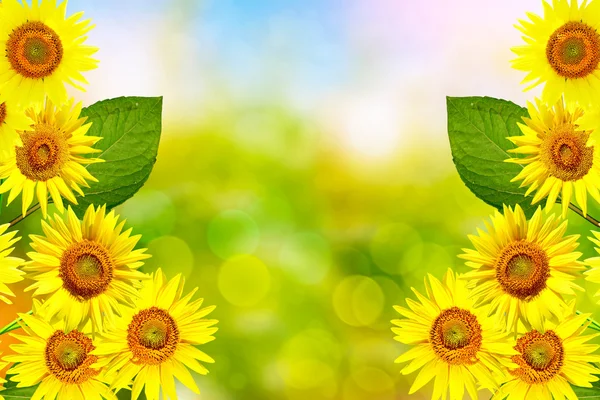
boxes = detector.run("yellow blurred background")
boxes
[3,0,600,399]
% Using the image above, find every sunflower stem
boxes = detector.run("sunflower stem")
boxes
[0,310,32,336]
[9,202,42,227]
[568,203,600,227]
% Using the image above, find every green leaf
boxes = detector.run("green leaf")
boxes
[3,365,18,389]
[71,96,163,217]
[0,381,148,399]
[573,381,600,398]
[447,96,537,216]
[117,389,147,400]
[1,385,39,399]
[0,385,148,399]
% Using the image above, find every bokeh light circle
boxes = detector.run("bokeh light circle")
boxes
[144,236,194,277]
[342,366,395,400]
[277,329,341,396]
[369,223,422,275]
[332,276,384,327]
[218,255,271,307]
[208,210,260,259]
[352,366,394,393]
[120,190,177,241]
[279,232,331,284]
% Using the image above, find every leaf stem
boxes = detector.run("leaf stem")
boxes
[576,310,600,331]
[568,203,600,227]
[0,311,31,336]
[9,203,41,228]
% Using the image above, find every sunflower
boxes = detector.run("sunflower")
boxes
[506,99,600,218]
[392,269,517,400]
[0,94,33,162]
[0,99,103,217]
[0,0,98,107]
[512,0,600,106]
[95,269,218,400]
[460,205,584,334]
[494,312,600,399]
[3,312,116,400]
[24,205,150,333]
[0,223,24,304]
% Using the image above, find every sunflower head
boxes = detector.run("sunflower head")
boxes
[429,306,483,365]
[0,99,103,217]
[494,239,550,301]
[545,21,600,80]
[44,329,99,384]
[495,313,600,398]
[392,269,517,399]
[460,204,584,333]
[0,0,98,106]
[511,329,564,384]
[506,99,600,217]
[6,21,64,80]
[3,313,114,399]
[60,239,115,301]
[512,0,600,105]
[127,306,180,365]
[24,205,150,333]
[15,120,70,182]
[96,269,218,399]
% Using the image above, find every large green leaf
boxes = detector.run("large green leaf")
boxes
[447,96,537,216]
[71,96,163,217]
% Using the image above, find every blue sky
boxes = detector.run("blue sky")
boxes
[62,0,354,118]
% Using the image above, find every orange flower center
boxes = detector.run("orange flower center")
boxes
[540,123,594,182]
[60,240,114,301]
[429,307,482,365]
[6,21,63,79]
[127,307,180,365]
[495,240,549,301]
[546,21,600,79]
[44,330,99,384]
[15,123,68,181]
[511,330,564,384]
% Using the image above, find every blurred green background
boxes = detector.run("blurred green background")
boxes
[3,0,600,399]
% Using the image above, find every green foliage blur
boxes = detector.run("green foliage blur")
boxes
[4,102,600,399]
